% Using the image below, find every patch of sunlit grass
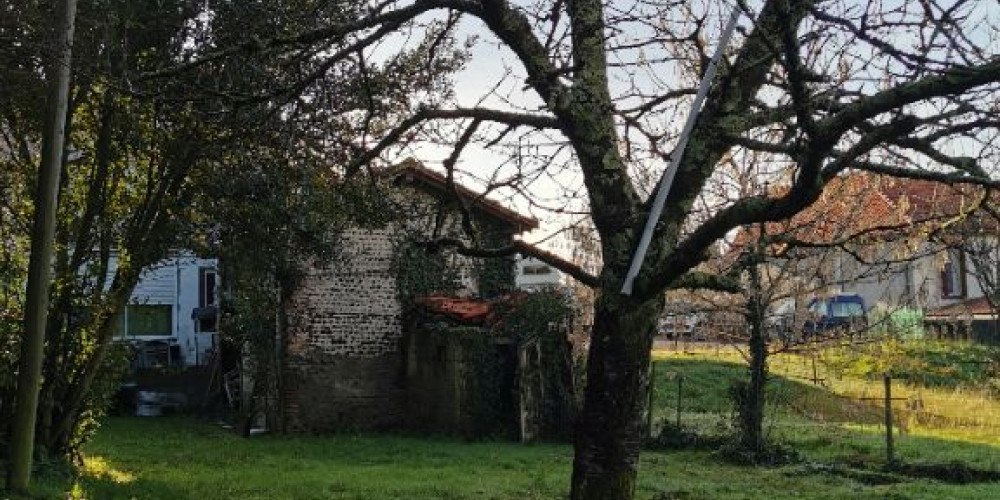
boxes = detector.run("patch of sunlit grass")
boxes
[65,481,86,500]
[651,341,1000,465]
[81,456,135,485]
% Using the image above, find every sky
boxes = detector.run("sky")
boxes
[386,1,1000,257]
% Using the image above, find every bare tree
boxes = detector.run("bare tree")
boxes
[154,1,1000,499]
[952,200,1000,336]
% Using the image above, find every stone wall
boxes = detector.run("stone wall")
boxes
[283,352,404,432]
[283,228,405,431]
[278,185,521,432]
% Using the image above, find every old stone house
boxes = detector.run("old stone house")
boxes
[277,160,539,432]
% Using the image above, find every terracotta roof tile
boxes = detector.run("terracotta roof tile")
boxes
[733,173,993,250]
[414,295,493,323]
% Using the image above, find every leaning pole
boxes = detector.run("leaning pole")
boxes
[7,0,79,492]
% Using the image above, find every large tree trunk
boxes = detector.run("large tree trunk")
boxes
[570,291,664,500]
[6,0,78,491]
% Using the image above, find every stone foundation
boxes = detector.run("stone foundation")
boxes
[283,351,404,432]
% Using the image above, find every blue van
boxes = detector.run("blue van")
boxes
[803,294,868,335]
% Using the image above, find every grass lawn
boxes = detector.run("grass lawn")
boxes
[6,344,1000,499]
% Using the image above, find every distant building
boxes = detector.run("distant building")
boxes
[110,253,218,367]
[731,174,1000,343]
[515,256,567,292]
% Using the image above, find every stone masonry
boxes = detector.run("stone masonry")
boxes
[283,228,406,431]
[276,162,534,433]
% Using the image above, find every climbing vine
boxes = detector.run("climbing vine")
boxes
[202,164,390,431]
[495,291,578,439]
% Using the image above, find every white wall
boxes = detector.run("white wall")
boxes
[515,256,565,291]
[833,242,991,313]
[107,252,217,366]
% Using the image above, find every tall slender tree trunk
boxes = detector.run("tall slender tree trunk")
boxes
[570,291,664,500]
[737,230,769,458]
[6,0,78,491]
[740,258,768,456]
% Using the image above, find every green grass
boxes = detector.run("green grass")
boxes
[650,346,1000,468]
[5,343,999,500]
[819,339,999,388]
[6,416,998,500]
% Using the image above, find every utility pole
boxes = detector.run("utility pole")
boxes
[7,0,79,492]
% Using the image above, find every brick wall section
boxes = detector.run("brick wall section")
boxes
[283,228,405,431]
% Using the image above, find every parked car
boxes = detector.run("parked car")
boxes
[802,293,868,336]
[764,299,796,341]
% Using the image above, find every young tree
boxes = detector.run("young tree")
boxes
[714,172,985,459]
[155,1,1000,498]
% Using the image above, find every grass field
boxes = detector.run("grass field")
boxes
[6,342,999,500]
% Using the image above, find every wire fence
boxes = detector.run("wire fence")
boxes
[647,338,1000,467]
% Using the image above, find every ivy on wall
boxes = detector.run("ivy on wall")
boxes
[393,242,463,307]
[494,291,578,439]
[472,216,517,299]
[405,290,580,441]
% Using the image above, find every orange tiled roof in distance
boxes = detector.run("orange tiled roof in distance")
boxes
[732,173,993,252]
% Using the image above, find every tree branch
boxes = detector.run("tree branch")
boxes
[413,236,600,288]
[142,0,483,81]
[345,106,559,176]
[666,271,742,294]
[821,58,1000,138]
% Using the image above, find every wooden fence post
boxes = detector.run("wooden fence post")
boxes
[676,374,684,428]
[646,360,656,439]
[884,373,895,466]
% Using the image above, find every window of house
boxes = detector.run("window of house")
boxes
[198,267,218,333]
[114,304,173,337]
[941,249,967,299]
[523,264,552,275]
